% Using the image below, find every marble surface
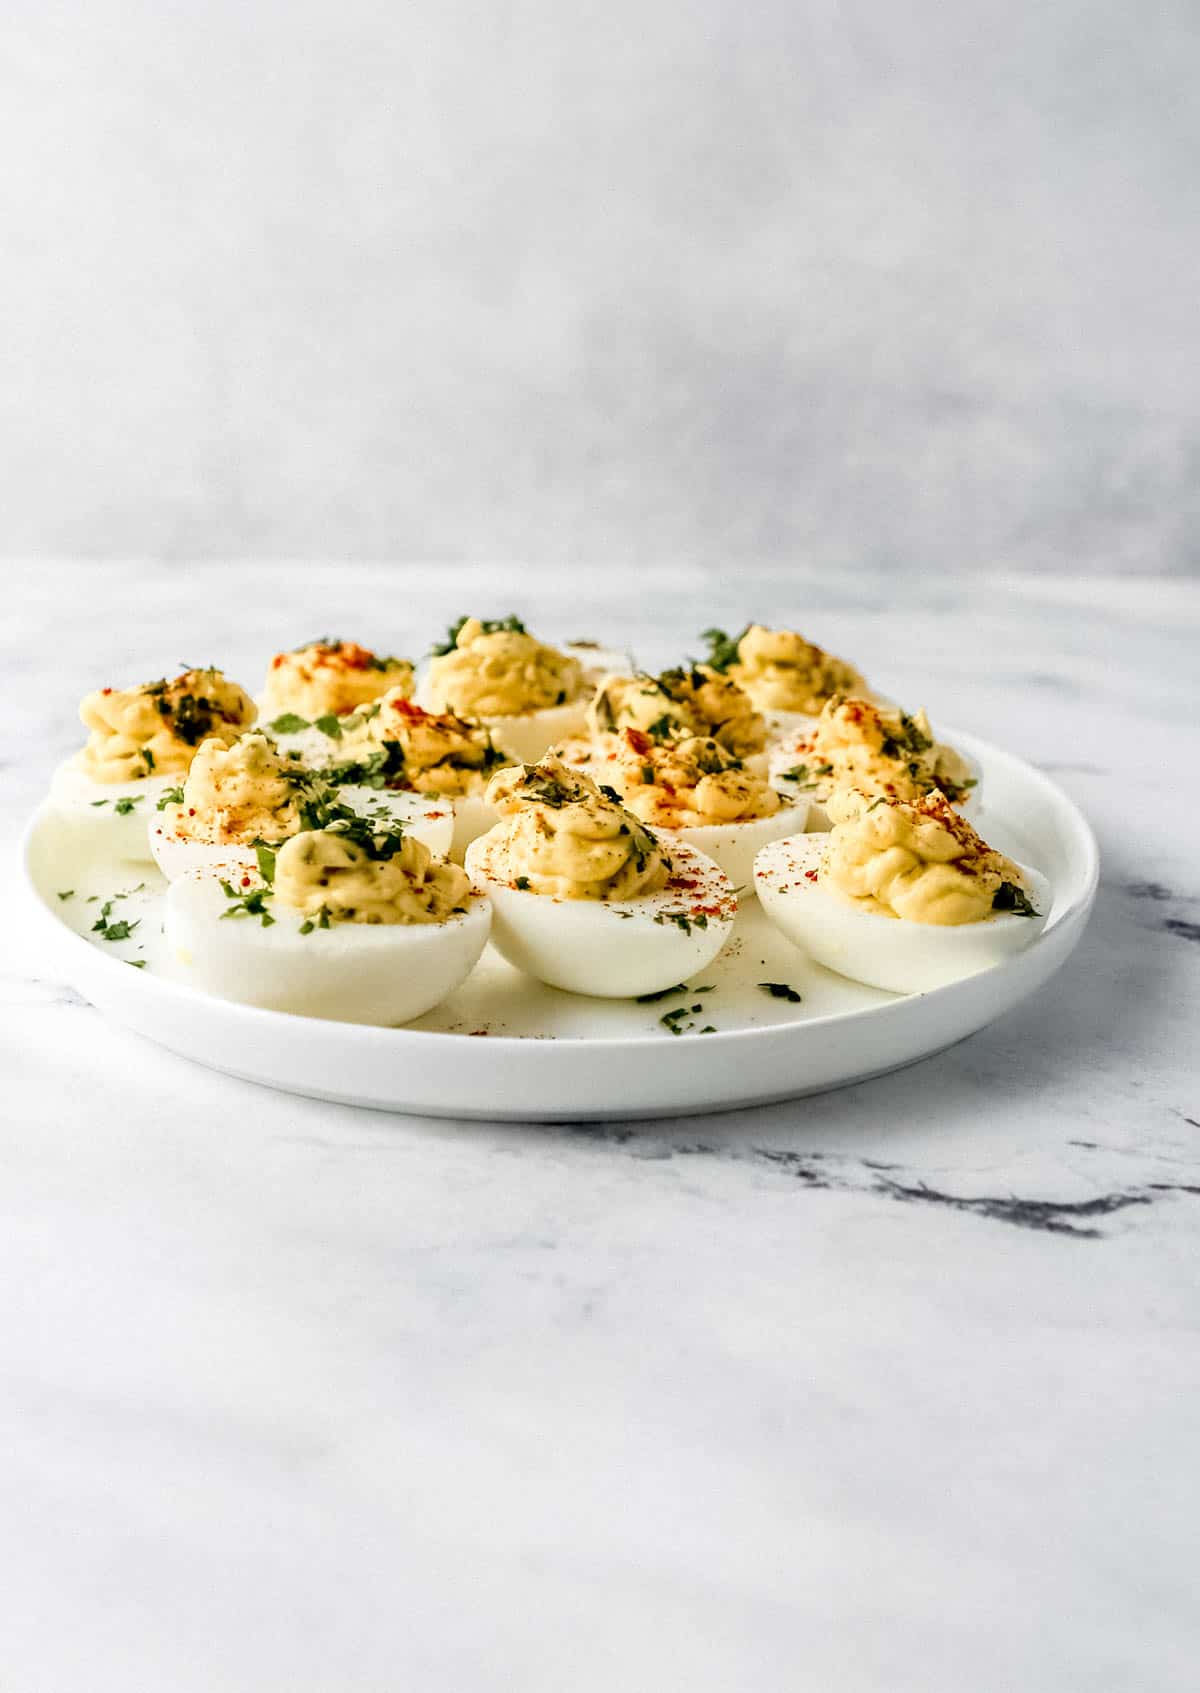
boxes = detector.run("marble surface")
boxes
[5,563,1199,1691]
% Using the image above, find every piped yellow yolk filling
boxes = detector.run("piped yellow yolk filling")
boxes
[596,729,781,829]
[175,732,304,843]
[731,624,866,715]
[79,669,256,782]
[427,619,584,717]
[822,789,1025,925]
[274,829,471,925]
[588,666,765,759]
[263,641,413,720]
[340,690,507,796]
[475,757,670,900]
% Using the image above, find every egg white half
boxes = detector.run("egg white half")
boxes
[654,800,809,896]
[48,755,175,862]
[413,675,589,765]
[754,832,1049,995]
[444,791,498,863]
[149,786,455,882]
[164,873,492,1024]
[463,838,736,999]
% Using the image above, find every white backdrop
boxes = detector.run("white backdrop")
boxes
[2,0,1197,573]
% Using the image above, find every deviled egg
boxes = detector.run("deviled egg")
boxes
[419,616,591,763]
[701,623,871,741]
[464,757,736,998]
[149,732,454,881]
[166,820,490,1025]
[259,638,414,728]
[305,691,512,861]
[587,726,806,893]
[769,695,980,827]
[48,667,257,860]
[755,789,1048,995]
[588,665,767,761]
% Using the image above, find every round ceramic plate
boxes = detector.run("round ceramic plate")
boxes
[21,730,1097,1121]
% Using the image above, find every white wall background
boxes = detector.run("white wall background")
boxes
[2,0,1197,573]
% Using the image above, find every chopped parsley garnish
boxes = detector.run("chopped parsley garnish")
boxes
[57,889,74,901]
[313,713,343,739]
[659,664,709,697]
[113,794,142,815]
[591,688,617,732]
[635,982,688,1003]
[156,785,185,810]
[758,981,802,1003]
[290,791,410,863]
[777,763,832,787]
[645,713,676,742]
[127,959,147,969]
[298,909,332,935]
[700,626,748,673]
[510,767,591,810]
[658,998,717,1035]
[139,747,156,773]
[219,882,275,926]
[91,898,140,943]
[255,843,277,885]
[430,614,526,656]
[514,875,531,890]
[992,880,1038,917]
[269,712,310,734]
[653,911,706,934]
[168,690,222,745]
[880,713,933,761]
[324,747,393,789]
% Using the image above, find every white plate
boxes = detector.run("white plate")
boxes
[20,730,1097,1121]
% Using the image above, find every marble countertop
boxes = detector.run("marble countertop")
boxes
[5,564,1198,1691]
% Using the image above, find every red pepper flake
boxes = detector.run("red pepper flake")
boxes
[387,697,433,722]
[101,686,113,695]
[187,807,196,815]
[315,640,375,671]
[804,867,819,882]
[241,875,251,886]
[468,1028,489,1037]
[623,727,652,755]
[271,653,285,668]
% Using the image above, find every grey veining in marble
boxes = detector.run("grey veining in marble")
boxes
[2,1,1199,571]
[5,563,1200,1691]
